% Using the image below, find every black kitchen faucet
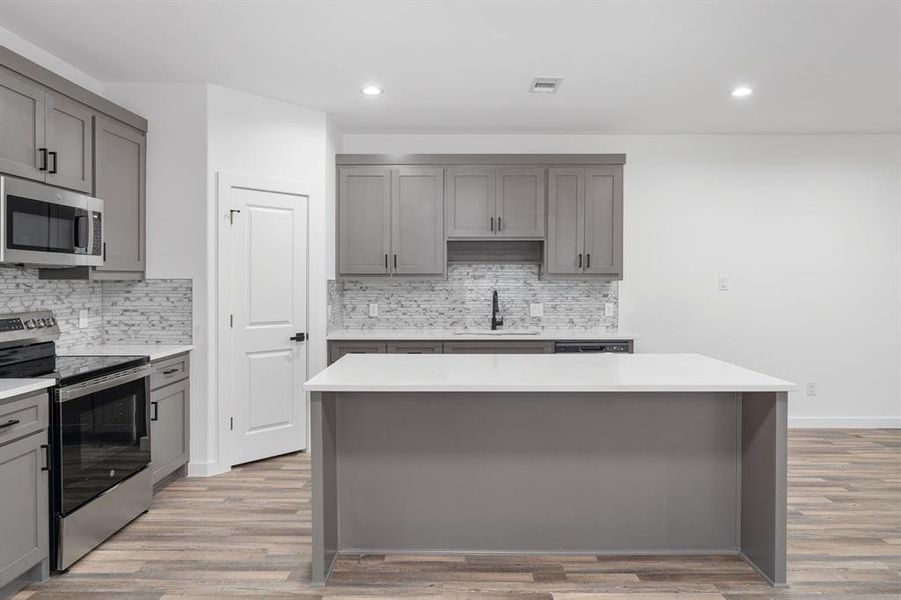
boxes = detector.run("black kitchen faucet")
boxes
[491,290,504,330]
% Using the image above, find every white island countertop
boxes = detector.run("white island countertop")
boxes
[304,353,797,393]
[327,329,636,341]
[59,344,193,362]
[0,378,55,401]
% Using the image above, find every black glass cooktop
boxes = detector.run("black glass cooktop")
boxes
[0,342,148,386]
[55,355,149,386]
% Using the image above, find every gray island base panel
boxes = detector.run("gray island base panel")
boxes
[309,386,789,586]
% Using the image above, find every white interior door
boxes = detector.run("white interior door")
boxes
[226,177,308,466]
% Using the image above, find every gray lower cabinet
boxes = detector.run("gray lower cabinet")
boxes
[442,341,555,354]
[391,167,444,275]
[547,166,623,278]
[0,391,50,595]
[148,354,190,488]
[0,67,93,194]
[93,116,147,277]
[329,341,387,364]
[386,341,444,354]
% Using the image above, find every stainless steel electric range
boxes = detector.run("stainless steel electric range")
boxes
[0,310,153,571]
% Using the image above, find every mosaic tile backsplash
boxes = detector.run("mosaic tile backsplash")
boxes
[329,263,618,331]
[0,266,192,350]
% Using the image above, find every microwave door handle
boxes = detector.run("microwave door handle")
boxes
[74,215,87,251]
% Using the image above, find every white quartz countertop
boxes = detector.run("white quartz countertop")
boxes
[0,379,55,401]
[327,329,636,341]
[304,353,797,393]
[59,344,193,362]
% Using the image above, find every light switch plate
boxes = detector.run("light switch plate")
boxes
[368,303,378,318]
[604,302,615,317]
[530,303,544,317]
[718,276,729,291]
[806,382,817,396]
[78,309,88,329]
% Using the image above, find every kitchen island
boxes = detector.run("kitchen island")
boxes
[304,353,796,587]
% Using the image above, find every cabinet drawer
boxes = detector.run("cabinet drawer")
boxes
[329,342,386,364]
[150,354,189,390]
[442,341,555,354]
[0,391,49,448]
[386,342,443,354]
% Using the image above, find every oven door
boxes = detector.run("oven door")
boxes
[0,175,103,266]
[54,367,152,515]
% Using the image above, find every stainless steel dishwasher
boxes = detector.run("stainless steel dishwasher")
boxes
[554,341,633,353]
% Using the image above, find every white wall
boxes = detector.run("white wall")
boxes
[343,134,901,427]
[206,85,329,472]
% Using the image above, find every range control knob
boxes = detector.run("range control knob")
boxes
[35,318,45,327]
[24,319,36,329]
[46,316,56,326]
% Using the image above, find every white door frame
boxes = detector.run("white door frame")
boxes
[216,171,312,472]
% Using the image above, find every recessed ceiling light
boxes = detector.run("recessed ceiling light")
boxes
[731,86,754,98]
[361,85,384,96]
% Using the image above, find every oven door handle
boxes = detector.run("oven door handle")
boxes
[56,365,153,403]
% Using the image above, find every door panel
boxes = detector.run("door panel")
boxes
[338,167,390,275]
[0,68,46,182]
[229,181,308,465]
[94,117,146,273]
[546,168,585,274]
[149,379,188,484]
[392,167,444,275]
[45,94,93,193]
[584,167,623,276]
[495,168,545,238]
[446,167,495,238]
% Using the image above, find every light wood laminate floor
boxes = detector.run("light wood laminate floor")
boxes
[14,429,901,599]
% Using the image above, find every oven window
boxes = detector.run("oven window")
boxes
[6,194,84,254]
[58,377,150,514]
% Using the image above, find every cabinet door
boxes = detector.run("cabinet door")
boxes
[442,341,555,354]
[495,168,545,238]
[546,168,585,274]
[0,68,46,182]
[94,116,146,274]
[149,379,189,485]
[328,341,387,364]
[44,94,93,193]
[386,341,444,354]
[446,167,495,238]
[391,167,444,275]
[584,166,623,276]
[338,167,391,275]
[0,431,48,589]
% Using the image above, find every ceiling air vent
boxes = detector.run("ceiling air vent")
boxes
[529,77,562,94]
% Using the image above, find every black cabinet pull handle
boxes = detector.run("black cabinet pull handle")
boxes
[393,254,397,269]
[0,418,20,429]
[48,151,57,174]
[498,216,502,231]
[38,148,48,171]
[151,401,159,422]
[103,242,107,261]
[578,254,582,268]
[161,368,178,375]
[586,254,591,269]
[41,444,50,471]
[384,254,388,269]
[490,217,494,232]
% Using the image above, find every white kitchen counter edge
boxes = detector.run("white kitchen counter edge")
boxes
[0,379,55,401]
[327,329,637,341]
[59,344,194,362]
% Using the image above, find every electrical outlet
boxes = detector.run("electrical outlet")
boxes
[368,303,378,318]
[806,382,817,396]
[718,276,729,291]
[529,303,544,317]
[78,309,88,329]
[604,302,615,317]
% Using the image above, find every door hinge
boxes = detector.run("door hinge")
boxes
[229,417,234,431]
[229,209,241,224]
[230,314,234,327]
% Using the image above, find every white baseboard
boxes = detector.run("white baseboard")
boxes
[187,460,231,478]
[789,417,901,429]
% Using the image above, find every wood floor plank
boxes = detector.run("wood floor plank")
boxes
[12,429,901,599]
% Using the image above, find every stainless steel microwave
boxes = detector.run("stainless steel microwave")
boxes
[0,176,103,267]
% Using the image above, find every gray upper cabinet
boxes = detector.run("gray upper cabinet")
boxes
[44,93,93,193]
[0,68,45,181]
[495,168,545,238]
[392,167,444,275]
[0,68,94,194]
[546,168,585,274]
[546,166,623,278]
[338,167,391,275]
[445,167,495,238]
[94,116,146,275]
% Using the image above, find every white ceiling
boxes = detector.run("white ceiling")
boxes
[0,0,899,134]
